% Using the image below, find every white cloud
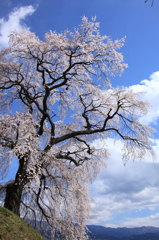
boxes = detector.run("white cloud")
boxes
[88,202,113,225]
[0,5,36,47]
[88,138,159,226]
[122,213,159,228]
[129,71,159,125]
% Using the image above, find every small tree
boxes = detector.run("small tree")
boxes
[0,17,154,239]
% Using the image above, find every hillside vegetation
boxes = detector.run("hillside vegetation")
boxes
[0,207,47,240]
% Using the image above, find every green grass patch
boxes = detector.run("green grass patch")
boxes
[0,207,47,240]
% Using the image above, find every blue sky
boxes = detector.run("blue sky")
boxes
[1,0,159,228]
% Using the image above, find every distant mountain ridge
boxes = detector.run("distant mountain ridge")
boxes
[25,219,159,240]
[87,225,159,240]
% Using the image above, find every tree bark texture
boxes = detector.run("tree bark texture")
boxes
[4,157,28,216]
[4,182,23,216]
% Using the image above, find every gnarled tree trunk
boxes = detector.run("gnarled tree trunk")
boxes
[4,182,23,216]
[4,156,28,216]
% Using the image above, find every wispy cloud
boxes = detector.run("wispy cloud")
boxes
[129,71,159,125]
[0,5,36,47]
[88,137,159,227]
[122,213,159,228]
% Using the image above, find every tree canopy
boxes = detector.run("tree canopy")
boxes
[0,17,154,240]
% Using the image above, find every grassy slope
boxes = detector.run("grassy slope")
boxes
[0,207,47,240]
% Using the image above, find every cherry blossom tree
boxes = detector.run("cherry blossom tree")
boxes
[0,17,154,239]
